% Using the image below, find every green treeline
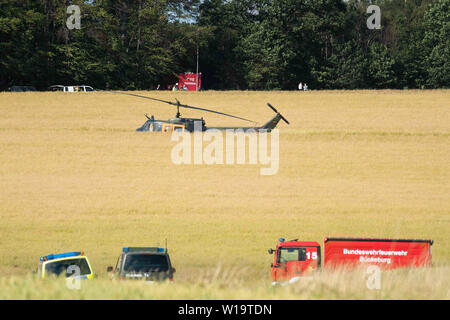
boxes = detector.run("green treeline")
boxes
[0,0,448,90]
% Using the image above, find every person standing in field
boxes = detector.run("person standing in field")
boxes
[304,83,308,91]
[298,82,303,90]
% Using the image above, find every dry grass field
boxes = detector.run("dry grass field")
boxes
[0,90,449,299]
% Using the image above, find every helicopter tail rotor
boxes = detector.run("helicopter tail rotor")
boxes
[260,103,290,131]
[267,103,290,125]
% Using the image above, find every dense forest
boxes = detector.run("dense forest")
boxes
[0,0,448,90]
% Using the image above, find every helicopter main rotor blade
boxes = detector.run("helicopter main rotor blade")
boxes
[108,91,179,107]
[176,102,258,124]
[108,91,257,124]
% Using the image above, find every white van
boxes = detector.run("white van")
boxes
[49,85,94,92]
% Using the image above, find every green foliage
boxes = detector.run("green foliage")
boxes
[423,0,450,88]
[367,42,396,89]
[311,40,366,89]
[0,0,448,90]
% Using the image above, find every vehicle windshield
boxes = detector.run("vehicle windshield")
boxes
[152,122,162,132]
[278,248,306,263]
[44,257,92,277]
[123,254,169,273]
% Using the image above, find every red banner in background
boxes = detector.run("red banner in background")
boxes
[178,73,201,91]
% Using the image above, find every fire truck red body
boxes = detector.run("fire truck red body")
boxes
[269,237,433,283]
[178,73,201,91]
[269,239,321,282]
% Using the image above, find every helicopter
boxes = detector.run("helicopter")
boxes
[110,91,290,133]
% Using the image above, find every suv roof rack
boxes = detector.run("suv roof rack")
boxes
[122,247,166,253]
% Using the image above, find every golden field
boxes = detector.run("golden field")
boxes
[0,90,449,299]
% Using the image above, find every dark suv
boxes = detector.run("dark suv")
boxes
[7,86,36,92]
[107,247,176,282]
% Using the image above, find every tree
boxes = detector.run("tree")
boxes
[0,0,448,90]
[423,0,450,88]
[366,42,396,88]
[311,40,366,89]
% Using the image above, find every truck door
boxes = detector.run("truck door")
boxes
[303,246,321,273]
[273,246,320,281]
[273,247,305,281]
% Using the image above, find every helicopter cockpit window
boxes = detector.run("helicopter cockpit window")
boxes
[152,123,162,132]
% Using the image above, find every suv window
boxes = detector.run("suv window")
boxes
[278,248,306,263]
[45,258,91,277]
[123,254,169,273]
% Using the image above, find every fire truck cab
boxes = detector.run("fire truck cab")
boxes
[269,238,321,283]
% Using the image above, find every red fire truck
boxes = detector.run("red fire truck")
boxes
[178,73,201,91]
[268,237,433,283]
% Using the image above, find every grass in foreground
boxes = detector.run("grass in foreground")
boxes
[0,266,448,300]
